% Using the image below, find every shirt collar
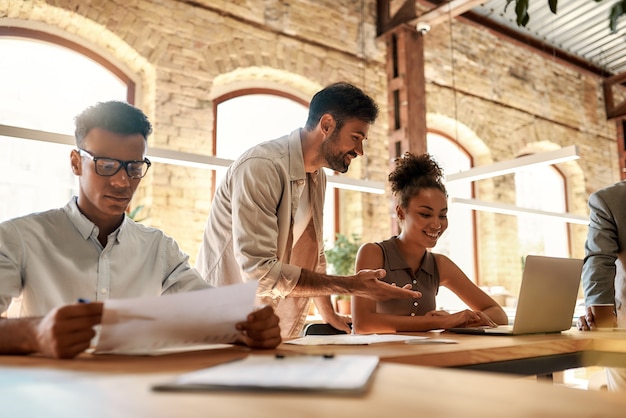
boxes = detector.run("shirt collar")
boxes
[386,237,436,276]
[288,128,321,185]
[64,196,125,243]
[288,128,307,182]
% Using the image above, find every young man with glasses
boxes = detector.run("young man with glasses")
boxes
[0,101,281,359]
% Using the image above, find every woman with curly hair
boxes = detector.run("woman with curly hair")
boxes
[352,152,508,334]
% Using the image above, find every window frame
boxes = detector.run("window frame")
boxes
[0,27,135,103]
[427,130,478,282]
[0,29,136,221]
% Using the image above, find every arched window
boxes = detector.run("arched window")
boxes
[427,133,476,311]
[0,30,132,221]
[215,92,307,160]
[215,91,337,242]
[515,165,569,257]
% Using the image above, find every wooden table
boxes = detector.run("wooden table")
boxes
[2,345,626,418]
[278,328,626,376]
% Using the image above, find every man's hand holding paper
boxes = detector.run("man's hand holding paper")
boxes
[235,305,281,349]
[94,281,280,354]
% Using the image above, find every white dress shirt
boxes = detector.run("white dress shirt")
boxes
[0,197,209,317]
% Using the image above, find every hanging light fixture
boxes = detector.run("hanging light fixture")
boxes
[446,145,580,183]
[451,197,588,225]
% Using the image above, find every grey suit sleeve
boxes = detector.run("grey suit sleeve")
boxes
[582,191,618,306]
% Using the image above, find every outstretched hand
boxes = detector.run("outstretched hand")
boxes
[36,302,103,359]
[235,305,282,349]
[350,269,421,301]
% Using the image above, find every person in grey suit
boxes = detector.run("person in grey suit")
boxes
[577,180,626,391]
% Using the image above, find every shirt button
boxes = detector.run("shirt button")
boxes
[100,288,108,295]
[413,301,418,306]
[412,280,417,284]
[410,313,416,317]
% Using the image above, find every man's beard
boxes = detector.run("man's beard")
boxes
[320,130,355,173]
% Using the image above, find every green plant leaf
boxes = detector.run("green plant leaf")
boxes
[515,0,530,26]
[609,1,626,33]
[548,0,558,13]
[324,233,361,276]
[506,0,625,32]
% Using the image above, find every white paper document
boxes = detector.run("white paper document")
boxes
[153,354,380,394]
[94,281,259,355]
[405,338,459,344]
[285,334,429,345]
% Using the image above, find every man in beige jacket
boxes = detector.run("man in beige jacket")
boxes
[196,82,420,338]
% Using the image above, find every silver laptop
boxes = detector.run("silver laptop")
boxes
[448,255,583,335]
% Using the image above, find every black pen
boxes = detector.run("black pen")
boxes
[275,353,335,359]
[77,298,90,304]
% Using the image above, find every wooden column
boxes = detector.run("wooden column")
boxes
[385,25,427,160]
[383,24,427,233]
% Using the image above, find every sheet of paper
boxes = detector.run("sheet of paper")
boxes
[94,281,258,355]
[405,338,458,344]
[88,344,235,356]
[285,334,429,346]
[153,354,380,394]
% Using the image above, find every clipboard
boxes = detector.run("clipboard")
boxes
[153,354,379,395]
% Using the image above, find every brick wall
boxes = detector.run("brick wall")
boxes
[423,19,617,289]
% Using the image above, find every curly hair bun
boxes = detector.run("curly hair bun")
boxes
[389,152,444,194]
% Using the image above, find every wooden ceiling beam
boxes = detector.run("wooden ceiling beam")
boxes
[377,0,486,36]
[377,0,417,36]
[604,72,626,119]
[412,0,486,29]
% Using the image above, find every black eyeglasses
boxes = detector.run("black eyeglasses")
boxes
[77,148,151,179]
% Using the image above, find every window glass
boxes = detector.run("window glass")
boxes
[0,135,75,221]
[0,37,129,221]
[427,133,475,311]
[515,166,568,257]
[0,38,126,135]
[427,134,474,278]
[216,94,306,159]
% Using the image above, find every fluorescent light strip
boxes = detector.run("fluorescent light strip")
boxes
[150,149,386,194]
[147,148,233,171]
[0,124,385,194]
[446,145,580,183]
[0,124,75,146]
[0,124,577,196]
[325,175,385,194]
[452,197,589,225]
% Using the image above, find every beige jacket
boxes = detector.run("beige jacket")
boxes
[196,129,327,337]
